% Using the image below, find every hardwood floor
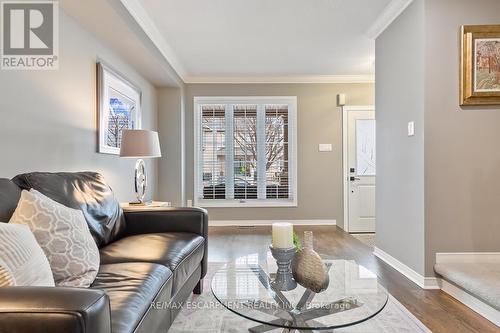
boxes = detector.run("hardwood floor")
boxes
[208,225,499,333]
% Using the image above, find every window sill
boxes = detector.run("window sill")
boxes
[194,199,298,208]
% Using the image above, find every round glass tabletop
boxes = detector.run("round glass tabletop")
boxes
[211,253,388,332]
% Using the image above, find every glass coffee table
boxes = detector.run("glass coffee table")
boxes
[211,253,388,332]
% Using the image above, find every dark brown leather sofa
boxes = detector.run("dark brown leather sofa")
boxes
[0,172,208,333]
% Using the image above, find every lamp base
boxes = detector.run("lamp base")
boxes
[134,159,147,203]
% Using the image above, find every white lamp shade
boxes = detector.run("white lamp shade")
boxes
[120,130,161,158]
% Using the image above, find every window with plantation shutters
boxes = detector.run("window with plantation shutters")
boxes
[194,97,297,207]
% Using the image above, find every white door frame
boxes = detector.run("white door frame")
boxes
[342,105,375,233]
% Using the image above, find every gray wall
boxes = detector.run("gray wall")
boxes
[184,83,374,224]
[376,0,426,275]
[158,87,185,206]
[0,10,158,202]
[377,0,500,277]
[424,0,500,275]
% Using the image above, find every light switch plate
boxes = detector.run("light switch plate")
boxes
[407,121,415,136]
[319,144,333,152]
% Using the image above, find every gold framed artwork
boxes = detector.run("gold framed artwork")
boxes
[460,25,500,106]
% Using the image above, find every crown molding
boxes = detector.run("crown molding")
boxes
[119,0,187,80]
[365,0,414,39]
[185,75,375,84]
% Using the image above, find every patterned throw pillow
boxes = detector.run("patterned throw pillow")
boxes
[9,189,100,288]
[0,223,55,287]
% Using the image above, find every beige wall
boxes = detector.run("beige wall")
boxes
[424,0,500,275]
[0,10,158,202]
[184,83,374,224]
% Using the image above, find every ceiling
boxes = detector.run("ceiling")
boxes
[62,0,412,86]
[137,0,393,82]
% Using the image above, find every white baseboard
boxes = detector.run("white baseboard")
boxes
[422,277,440,289]
[373,247,439,289]
[209,219,336,227]
[439,279,500,327]
[436,252,500,264]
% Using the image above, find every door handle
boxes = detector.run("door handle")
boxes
[350,176,361,181]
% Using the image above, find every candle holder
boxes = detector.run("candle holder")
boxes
[269,245,297,291]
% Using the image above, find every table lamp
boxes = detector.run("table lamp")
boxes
[120,129,161,205]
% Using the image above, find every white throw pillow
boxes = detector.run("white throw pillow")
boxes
[9,189,100,288]
[0,223,55,287]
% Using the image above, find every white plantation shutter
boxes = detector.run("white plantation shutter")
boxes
[194,97,297,207]
[233,105,258,200]
[198,105,226,200]
[265,105,290,199]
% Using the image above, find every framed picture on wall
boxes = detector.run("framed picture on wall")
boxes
[97,62,142,154]
[460,25,500,106]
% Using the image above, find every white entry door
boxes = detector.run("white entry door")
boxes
[346,109,376,232]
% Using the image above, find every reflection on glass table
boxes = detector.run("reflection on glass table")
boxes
[211,253,388,332]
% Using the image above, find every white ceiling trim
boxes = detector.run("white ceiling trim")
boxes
[365,0,414,39]
[185,75,375,84]
[119,0,187,80]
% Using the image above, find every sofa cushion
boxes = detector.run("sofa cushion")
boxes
[99,233,204,294]
[12,172,125,247]
[91,263,173,333]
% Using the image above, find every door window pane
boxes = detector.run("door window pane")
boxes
[356,119,376,176]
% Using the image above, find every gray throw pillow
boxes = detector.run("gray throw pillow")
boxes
[9,189,100,287]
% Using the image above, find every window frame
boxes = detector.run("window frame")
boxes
[194,96,298,208]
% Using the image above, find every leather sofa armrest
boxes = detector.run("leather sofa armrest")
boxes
[123,207,208,278]
[0,287,111,333]
[123,207,208,238]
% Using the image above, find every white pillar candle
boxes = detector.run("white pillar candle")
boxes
[272,222,294,249]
